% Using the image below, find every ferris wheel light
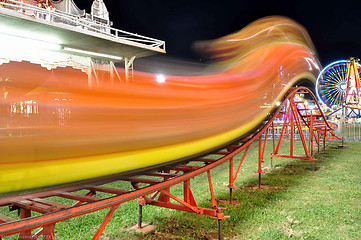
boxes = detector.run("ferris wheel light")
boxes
[316,59,361,110]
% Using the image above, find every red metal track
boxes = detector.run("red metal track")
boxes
[0,87,342,240]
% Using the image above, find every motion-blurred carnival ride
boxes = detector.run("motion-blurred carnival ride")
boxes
[0,1,324,195]
[0,2,344,239]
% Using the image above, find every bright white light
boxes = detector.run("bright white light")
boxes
[340,83,347,90]
[276,101,281,106]
[63,47,123,61]
[0,23,62,45]
[156,74,166,83]
[0,33,61,51]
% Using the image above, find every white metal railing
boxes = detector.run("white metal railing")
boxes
[0,0,166,51]
[263,120,361,142]
[262,121,311,141]
[339,122,361,142]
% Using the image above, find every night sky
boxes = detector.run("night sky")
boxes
[76,0,361,67]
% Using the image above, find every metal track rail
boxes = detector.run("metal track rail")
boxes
[0,87,342,240]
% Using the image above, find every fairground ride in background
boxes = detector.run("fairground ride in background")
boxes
[316,57,361,120]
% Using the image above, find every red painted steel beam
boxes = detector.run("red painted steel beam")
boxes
[270,154,316,160]
[183,180,197,207]
[167,165,202,172]
[14,200,57,214]
[42,224,55,240]
[85,186,129,195]
[55,192,100,202]
[192,158,218,163]
[0,215,16,224]
[31,198,71,210]
[121,177,163,185]
[92,205,120,240]
[144,172,180,178]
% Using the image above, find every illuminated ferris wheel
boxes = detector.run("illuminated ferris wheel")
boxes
[316,59,361,109]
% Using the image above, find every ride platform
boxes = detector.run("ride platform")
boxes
[0,0,165,61]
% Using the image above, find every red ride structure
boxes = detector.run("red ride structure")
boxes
[0,87,342,240]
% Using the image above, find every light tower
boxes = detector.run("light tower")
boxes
[344,57,361,108]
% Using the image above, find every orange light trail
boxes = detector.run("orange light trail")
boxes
[0,16,321,194]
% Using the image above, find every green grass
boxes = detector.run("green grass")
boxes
[228,142,361,240]
[1,140,360,240]
[136,140,361,240]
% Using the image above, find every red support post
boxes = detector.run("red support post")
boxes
[323,127,327,151]
[261,129,268,161]
[272,122,275,154]
[221,145,251,204]
[256,134,267,189]
[229,157,234,190]
[184,179,197,207]
[290,101,312,159]
[274,104,292,155]
[92,205,119,240]
[316,131,321,153]
[158,187,170,203]
[309,111,314,158]
[232,145,250,184]
[207,171,217,209]
[290,105,294,156]
[256,135,265,175]
[18,209,32,240]
[228,157,235,205]
[42,224,55,240]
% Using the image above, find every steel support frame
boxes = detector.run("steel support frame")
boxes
[137,170,230,239]
[124,56,136,82]
[138,170,228,218]
[225,144,250,204]
[0,87,342,240]
[271,94,316,161]
[223,88,341,204]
